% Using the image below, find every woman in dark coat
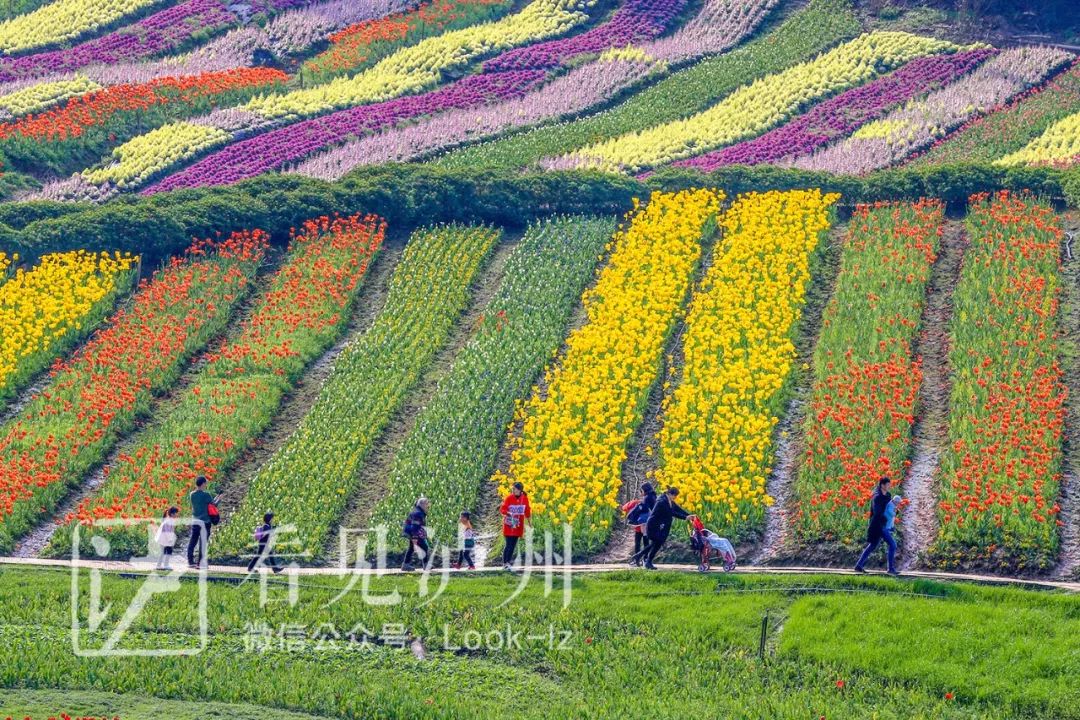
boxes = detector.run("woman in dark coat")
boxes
[631,486,689,570]
[854,477,898,575]
[401,497,431,571]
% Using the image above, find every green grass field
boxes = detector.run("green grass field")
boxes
[0,566,1076,719]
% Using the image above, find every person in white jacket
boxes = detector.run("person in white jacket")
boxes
[155,507,179,570]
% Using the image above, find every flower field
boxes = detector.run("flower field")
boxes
[437,0,856,171]
[214,223,497,558]
[494,189,721,553]
[371,215,613,545]
[47,214,384,558]
[932,192,1066,572]
[0,233,264,552]
[653,190,837,542]
[549,31,956,172]
[1,1,1080,716]
[911,59,1080,166]
[0,249,136,404]
[792,200,944,549]
[0,0,1073,581]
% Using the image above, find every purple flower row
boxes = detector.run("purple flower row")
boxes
[483,0,686,72]
[0,0,314,82]
[143,70,546,193]
[671,48,996,173]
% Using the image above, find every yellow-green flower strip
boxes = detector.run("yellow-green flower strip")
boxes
[82,123,229,188]
[554,31,955,172]
[653,190,837,541]
[245,0,594,121]
[995,109,1080,166]
[372,215,614,546]
[213,224,498,559]
[0,250,136,403]
[0,76,101,118]
[0,0,163,54]
[494,189,722,552]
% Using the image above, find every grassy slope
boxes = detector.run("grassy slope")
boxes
[0,688,334,720]
[0,567,1076,719]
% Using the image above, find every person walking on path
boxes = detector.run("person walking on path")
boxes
[624,482,657,567]
[155,506,179,570]
[247,511,283,573]
[187,476,215,569]
[500,482,531,570]
[401,497,431,571]
[455,510,477,570]
[631,486,689,570]
[855,477,899,576]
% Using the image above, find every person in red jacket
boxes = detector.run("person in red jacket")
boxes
[500,482,531,570]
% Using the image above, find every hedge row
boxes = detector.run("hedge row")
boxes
[4,163,1078,262]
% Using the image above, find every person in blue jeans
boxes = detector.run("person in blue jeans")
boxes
[854,477,900,576]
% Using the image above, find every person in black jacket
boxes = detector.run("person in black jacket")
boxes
[630,486,689,570]
[626,482,657,567]
[854,477,898,576]
[401,497,431,571]
[247,511,283,573]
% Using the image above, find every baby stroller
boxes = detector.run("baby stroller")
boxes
[688,516,736,572]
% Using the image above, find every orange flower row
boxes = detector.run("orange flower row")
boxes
[793,199,944,549]
[933,191,1065,572]
[0,68,287,144]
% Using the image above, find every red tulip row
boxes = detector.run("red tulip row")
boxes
[792,199,944,549]
[932,192,1066,572]
[0,232,266,553]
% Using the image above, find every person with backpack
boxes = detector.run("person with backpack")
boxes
[247,511,283,573]
[401,497,431,571]
[187,476,218,569]
[623,482,657,567]
[499,482,531,570]
[631,486,689,570]
[854,477,899,576]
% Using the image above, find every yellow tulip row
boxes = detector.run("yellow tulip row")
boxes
[652,190,838,539]
[0,0,161,54]
[0,249,136,401]
[995,109,1080,166]
[0,76,101,118]
[494,188,723,551]
[555,31,955,172]
[83,123,229,188]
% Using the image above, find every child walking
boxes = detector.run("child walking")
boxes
[155,507,179,570]
[456,511,477,570]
